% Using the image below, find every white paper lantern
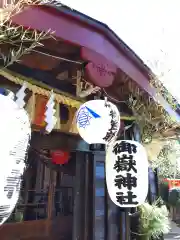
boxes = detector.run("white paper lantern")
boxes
[106,140,148,208]
[0,94,31,224]
[76,100,120,144]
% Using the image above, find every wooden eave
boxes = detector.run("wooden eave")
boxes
[10,3,180,123]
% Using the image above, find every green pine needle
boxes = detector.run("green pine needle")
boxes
[139,199,170,239]
[0,0,55,69]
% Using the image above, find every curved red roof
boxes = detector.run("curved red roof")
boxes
[11,3,180,122]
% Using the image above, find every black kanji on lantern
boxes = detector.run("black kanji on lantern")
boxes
[110,119,118,131]
[114,173,137,190]
[116,191,138,205]
[113,154,137,173]
[103,109,118,142]
[113,141,137,155]
[103,131,116,142]
[4,169,21,199]
[109,110,117,119]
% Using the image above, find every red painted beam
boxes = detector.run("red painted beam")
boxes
[11,5,180,122]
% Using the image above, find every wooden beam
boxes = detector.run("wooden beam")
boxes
[49,61,74,76]
[35,47,82,64]
[30,131,90,152]
[8,63,77,96]
[0,68,84,109]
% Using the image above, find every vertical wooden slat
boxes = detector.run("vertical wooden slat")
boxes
[47,169,54,220]
[93,152,106,240]
[125,210,130,240]
[46,169,55,236]
[107,195,120,240]
[84,153,94,240]
[69,108,78,134]
[76,70,82,97]
[72,152,86,240]
[55,102,60,129]
[84,153,89,240]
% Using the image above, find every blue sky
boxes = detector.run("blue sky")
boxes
[61,0,180,102]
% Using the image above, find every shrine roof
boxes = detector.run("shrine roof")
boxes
[10,2,180,124]
[46,3,153,80]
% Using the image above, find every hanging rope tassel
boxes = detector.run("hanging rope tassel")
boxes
[44,90,57,133]
[15,82,27,108]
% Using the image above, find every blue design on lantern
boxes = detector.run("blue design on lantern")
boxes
[76,106,101,128]
[0,88,6,96]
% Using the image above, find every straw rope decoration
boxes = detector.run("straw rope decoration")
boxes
[0,69,82,109]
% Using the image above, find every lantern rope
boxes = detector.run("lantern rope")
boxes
[0,69,83,108]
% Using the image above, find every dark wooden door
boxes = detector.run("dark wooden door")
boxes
[92,151,122,240]
[50,153,76,240]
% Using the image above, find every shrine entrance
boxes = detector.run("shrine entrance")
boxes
[26,140,88,240]
[0,132,90,240]
[1,130,121,240]
[50,152,76,240]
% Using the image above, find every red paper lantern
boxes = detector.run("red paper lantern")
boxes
[51,151,70,165]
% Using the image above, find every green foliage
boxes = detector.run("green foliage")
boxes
[139,199,170,239]
[151,140,180,178]
[168,188,180,207]
[0,0,54,69]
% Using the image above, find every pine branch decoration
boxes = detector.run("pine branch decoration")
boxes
[0,0,55,68]
[139,198,170,239]
[151,140,180,178]
[127,78,178,142]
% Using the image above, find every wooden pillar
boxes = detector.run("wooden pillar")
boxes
[124,209,130,240]
[84,153,90,240]
[72,152,86,240]
[46,169,55,235]
[107,197,120,240]
[92,151,107,240]
[55,102,60,129]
